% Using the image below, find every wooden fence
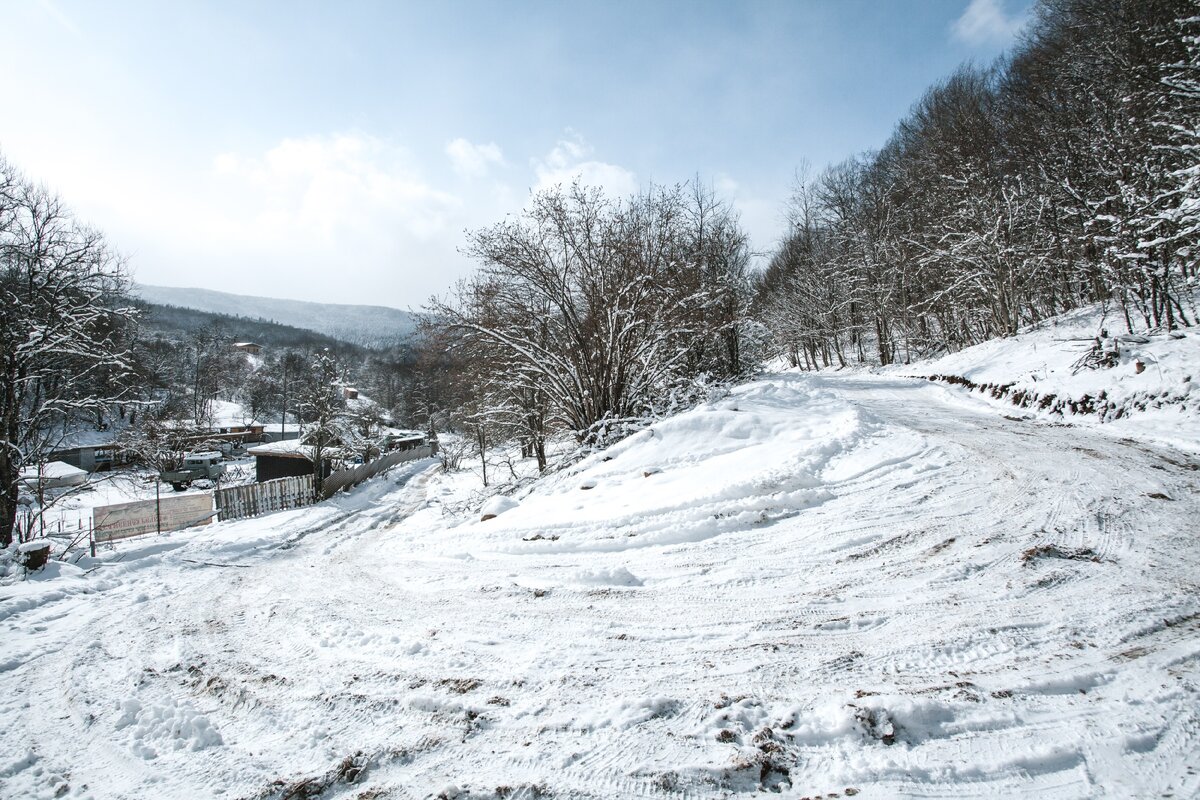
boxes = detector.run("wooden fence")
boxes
[188,445,431,522]
[216,474,316,522]
[95,493,216,542]
[321,445,432,498]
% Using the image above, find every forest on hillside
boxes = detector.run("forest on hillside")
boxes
[755,0,1199,369]
[138,303,364,353]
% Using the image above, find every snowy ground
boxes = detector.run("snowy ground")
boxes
[2,371,1198,799]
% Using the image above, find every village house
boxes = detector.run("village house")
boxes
[259,422,302,443]
[247,438,325,482]
[48,429,133,473]
[199,400,266,446]
[248,427,426,483]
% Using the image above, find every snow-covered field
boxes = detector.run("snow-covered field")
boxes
[3,367,1197,799]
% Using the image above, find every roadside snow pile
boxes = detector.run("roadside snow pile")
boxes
[478,494,518,521]
[114,698,224,758]
[467,379,875,551]
[893,299,1200,449]
[571,566,643,586]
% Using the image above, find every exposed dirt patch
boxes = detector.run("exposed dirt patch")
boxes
[726,726,793,791]
[492,783,549,798]
[850,705,896,745]
[250,751,371,800]
[1020,544,1100,565]
[917,373,1199,427]
[438,678,482,694]
[926,537,956,557]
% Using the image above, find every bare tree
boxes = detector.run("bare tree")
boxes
[1,155,136,546]
[433,180,755,453]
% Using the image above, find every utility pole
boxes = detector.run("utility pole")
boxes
[281,356,288,440]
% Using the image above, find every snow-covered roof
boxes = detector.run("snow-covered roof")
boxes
[20,461,88,480]
[161,400,262,432]
[248,439,315,460]
[52,429,118,450]
[383,428,425,441]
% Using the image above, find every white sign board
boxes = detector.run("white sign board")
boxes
[93,493,214,543]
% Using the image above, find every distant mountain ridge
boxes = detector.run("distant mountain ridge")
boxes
[139,303,367,356]
[134,285,419,347]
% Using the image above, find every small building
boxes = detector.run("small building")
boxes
[198,401,266,444]
[248,439,329,482]
[381,429,427,451]
[260,423,303,444]
[233,342,263,355]
[211,422,266,444]
[49,430,131,473]
[342,386,359,400]
[248,427,428,483]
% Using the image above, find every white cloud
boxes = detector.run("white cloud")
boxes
[34,0,82,38]
[951,0,1026,46]
[153,132,478,304]
[5,126,639,306]
[212,133,460,244]
[445,137,505,179]
[714,173,740,196]
[531,133,638,199]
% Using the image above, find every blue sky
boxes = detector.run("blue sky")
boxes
[0,0,1030,308]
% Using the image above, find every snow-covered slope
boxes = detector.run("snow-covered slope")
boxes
[2,373,1198,799]
[135,284,420,346]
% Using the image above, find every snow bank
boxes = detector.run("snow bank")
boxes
[114,698,224,759]
[892,298,1200,451]
[570,566,643,587]
[478,494,518,521]
[468,379,871,552]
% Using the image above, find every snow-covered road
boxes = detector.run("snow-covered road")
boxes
[3,373,1198,799]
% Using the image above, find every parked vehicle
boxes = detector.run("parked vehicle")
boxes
[160,452,225,491]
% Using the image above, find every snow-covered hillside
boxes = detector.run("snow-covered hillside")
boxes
[135,284,420,347]
[3,369,1197,799]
